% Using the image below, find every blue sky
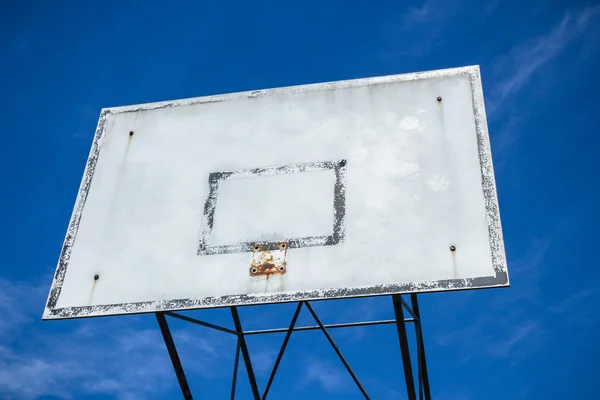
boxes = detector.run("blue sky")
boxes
[1,0,599,399]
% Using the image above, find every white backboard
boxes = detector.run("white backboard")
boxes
[44,65,508,320]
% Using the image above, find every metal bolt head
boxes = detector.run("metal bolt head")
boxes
[437,96,442,102]
[94,274,99,280]
[129,131,134,136]
[450,245,456,252]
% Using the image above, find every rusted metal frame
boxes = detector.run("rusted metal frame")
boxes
[231,337,241,400]
[230,306,261,400]
[166,311,239,336]
[261,302,304,400]
[392,295,417,400]
[410,294,431,400]
[304,302,371,400]
[156,313,193,400]
[243,318,408,335]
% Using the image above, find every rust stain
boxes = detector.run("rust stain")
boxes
[250,242,288,279]
[89,277,98,305]
[450,245,457,278]
[125,130,134,154]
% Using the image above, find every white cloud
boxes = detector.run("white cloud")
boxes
[0,278,235,399]
[249,349,278,377]
[549,289,594,315]
[303,358,346,393]
[402,0,435,27]
[378,0,460,59]
[488,5,600,115]
[487,321,543,360]
[0,278,48,337]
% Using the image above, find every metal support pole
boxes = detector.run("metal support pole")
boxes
[166,311,239,335]
[230,306,261,400]
[410,294,432,400]
[262,302,303,399]
[392,295,417,400]
[305,302,371,400]
[156,313,193,400]
[155,297,431,400]
[243,318,405,335]
[231,338,241,400]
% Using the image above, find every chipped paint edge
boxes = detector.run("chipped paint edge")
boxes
[42,65,509,320]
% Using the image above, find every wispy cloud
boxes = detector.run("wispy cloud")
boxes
[379,0,459,59]
[486,5,600,161]
[487,320,543,360]
[0,278,48,337]
[248,348,278,377]
[548,288,600,330]
[484,0,503,16]
[488,5,600,115]
[434,317,545,365]
[402,0,436,28]
[432,236,553,366]
[549,289,594,315]
[302,358,347,393]
[309,297,391,342]
[0,278,234,399]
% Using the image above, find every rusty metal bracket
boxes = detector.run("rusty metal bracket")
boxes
[250,242,288,278]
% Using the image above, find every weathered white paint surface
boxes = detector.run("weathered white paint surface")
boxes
[44,65,508,319]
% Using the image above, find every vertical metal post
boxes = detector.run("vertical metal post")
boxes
[231,338,241,400]
[156,313,193,400]
[410,294,431,400]
[392,295,417,400]
[230,306,261,400]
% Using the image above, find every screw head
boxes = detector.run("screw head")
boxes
[278,266,285,272]
[450,245,456,252]
[129,131,134,136]
[251,268,258,274]
[437,96,442,102]
[94,274,99,280]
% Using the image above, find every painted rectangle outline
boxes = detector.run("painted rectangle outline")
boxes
[43,65,509,320]
[197,160,347,256]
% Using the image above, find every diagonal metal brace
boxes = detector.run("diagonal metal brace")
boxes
[231,306,261,400]
[261,302,304,399]
[305,302,371,400]
[156,313,193,400]
[166,311,239,335]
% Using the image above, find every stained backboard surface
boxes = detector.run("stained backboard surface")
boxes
[44,66,508,319]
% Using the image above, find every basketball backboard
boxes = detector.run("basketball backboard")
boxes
[43,65,508,320]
